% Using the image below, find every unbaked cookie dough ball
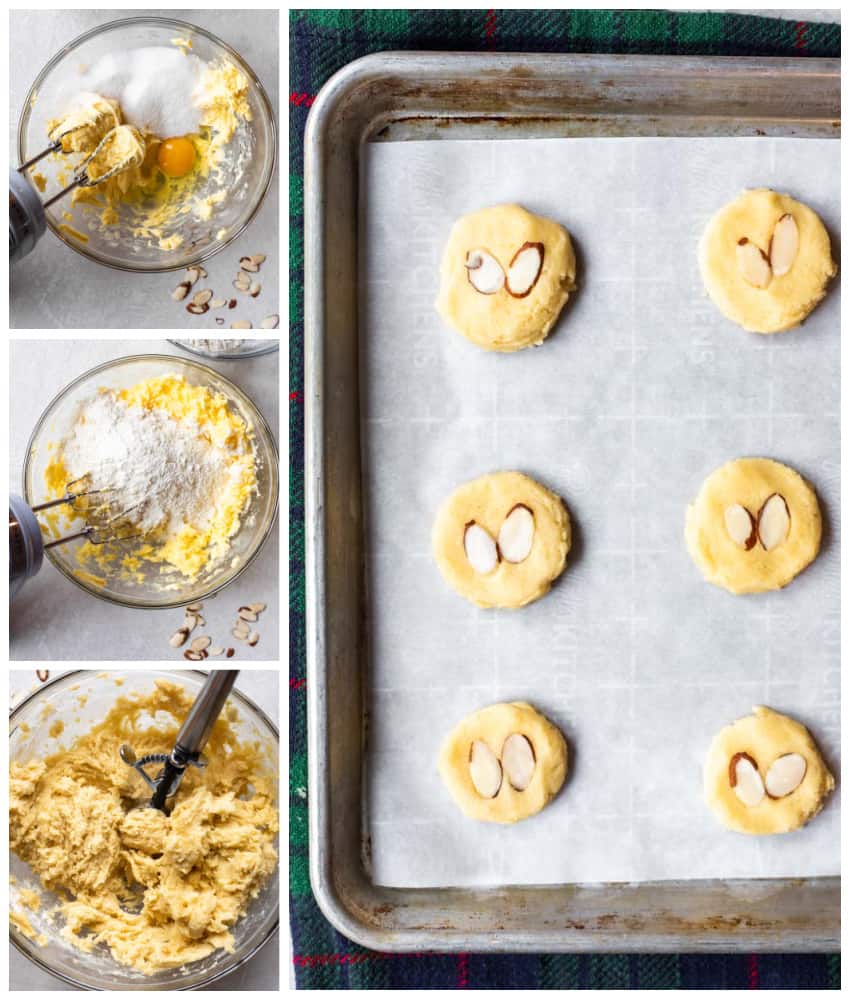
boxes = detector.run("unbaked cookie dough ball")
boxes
[439,702,568,824]
[685,458,821,595]
[435,203,577,352]
[432,471,570,608]
[704,706,834,835]
[698,188,836,334]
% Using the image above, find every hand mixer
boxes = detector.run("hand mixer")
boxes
[10,109,145,263]
[119,670,239,812]
[10,476,142,598]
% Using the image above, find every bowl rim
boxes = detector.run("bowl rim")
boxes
[16,14,278,273]
[9,668,280,990]
[168,338,280,361]
[22,353,279,610]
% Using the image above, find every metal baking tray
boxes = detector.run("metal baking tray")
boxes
[304,52,840,953]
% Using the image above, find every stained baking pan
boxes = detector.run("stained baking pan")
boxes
[304,52,839,952]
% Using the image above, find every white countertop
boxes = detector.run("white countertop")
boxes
[10,8,279,330]
[9,668,280,991]
[10,339,280,661]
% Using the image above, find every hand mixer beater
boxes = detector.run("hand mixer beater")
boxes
[10,99,145,262]
[10,475,142,598]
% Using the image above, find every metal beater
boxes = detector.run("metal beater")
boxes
[10,476,142,598]
[10,122,145,263]
[120,671,240,811]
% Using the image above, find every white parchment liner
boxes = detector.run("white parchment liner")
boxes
[361,137,839,887]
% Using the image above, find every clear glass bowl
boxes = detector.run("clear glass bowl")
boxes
[23,354,279,609]
[9,669,279,990]
[17,16,277,272]
[169,338,280,360]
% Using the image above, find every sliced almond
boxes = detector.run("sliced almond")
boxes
[469,740,502,798]
[192,288,213,306]
[238,608,258,622]
[757,493,790,551]
[260,314,279,329]
[185,266,202,286]
[169,627,189,648]
[234,275,251,292]
[231,320,252,329]
[724,503,757,550]
[209,647,225,656]
[247,632,259,646]
[239,256,259,272]
[249,282,261,297]
[228,298,237,309]
[250,254,266,266]
[191,635,212,652]
[501,733,536,791]
[171,281,191,301]
[187,602,203,612]
[736,238,772,289]
[187,302,209,315]
[729,751,765,807]
[183,650,204,661]
[233,622,250,636]
[465,249,504,295]
[210,298,227,309]
[232,628,249,640]
[498,504,535,563]
[769,213,799,277]
[765,753,807,798]
[506,242,544,298]
[226,648,235,658]
[215,317,225,326]
[463,521,499,574]
[248,602,266,614]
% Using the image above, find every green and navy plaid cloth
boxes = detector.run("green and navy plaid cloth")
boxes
[289,9,840,989]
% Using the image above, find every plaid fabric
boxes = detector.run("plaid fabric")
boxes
[289,9,840,989]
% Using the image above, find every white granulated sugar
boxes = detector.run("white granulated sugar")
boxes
[60,393,228,534]
[74,47,207,138]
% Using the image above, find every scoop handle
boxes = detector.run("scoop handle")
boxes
[175,669,240,758]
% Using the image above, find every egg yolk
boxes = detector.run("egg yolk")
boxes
[157,137,196,178]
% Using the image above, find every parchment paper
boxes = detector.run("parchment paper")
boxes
[360,137,840,888]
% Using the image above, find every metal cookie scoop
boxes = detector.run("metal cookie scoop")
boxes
[120,671,240,812]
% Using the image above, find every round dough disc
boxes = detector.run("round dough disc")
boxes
[435,203,576,352]
[698,188,836,334]
[704,705,834,835]
[433,471,570,608]
[685,457,821,594]
[439,702,568,824]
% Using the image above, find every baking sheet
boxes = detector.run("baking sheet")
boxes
[361,136,840,888]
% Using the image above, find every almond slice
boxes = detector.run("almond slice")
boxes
[171,281,191,301]
[463,521,499,574]
[736,238,772,289]
[498,504,535,563]
[231,320,252,329]
[757,493,790,551]
[190,635,212,652]
[724,503,757,550]
[769,213,799,277]
[765,753,807,798]
[169,627,189,648]
[501,733,536,790]
[239,256,260,273]
[469,740,502,798]
[260,314,279,329]
[465,249,504,295]
[729,751,765,807]
[506,242,544,298]
[248,602,266,614]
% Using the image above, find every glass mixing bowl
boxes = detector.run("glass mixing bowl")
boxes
[9,669,279,990]
[17,16,276,272]
[23,354,279,609]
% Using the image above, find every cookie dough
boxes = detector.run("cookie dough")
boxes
[433,471,570,608]
[435,203,576,351]
[685,457,821,594]
[699,188,836,334]
[704,706,834,835]
[439,702,568,824]
[9,680,278,975]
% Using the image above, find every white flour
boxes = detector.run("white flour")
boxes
[59,393,228,533]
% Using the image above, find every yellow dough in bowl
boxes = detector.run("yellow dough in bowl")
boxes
[435,204,577,352]
[704,706,834,835]
[439,702,568,824]
[698,188,836,334]
[685,458,821,594]
[433,471,570,608]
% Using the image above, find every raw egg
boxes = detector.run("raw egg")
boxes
[157,136,196,178]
